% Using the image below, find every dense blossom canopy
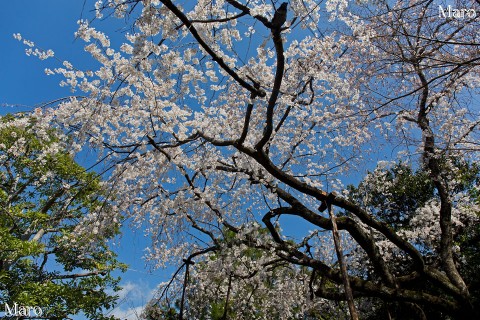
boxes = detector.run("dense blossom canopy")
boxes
[15,0,480,318]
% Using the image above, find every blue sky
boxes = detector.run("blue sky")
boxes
[1,1,86,108]
[1,1,171,319]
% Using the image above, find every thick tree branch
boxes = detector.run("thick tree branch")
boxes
[51,270,107,280]
[160,0,265,98]
[255,24,286,150]
[327,201,359,320]
[414,59,468,295]
[269,186,396,286]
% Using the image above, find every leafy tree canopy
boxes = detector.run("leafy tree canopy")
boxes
[0,114,126,319]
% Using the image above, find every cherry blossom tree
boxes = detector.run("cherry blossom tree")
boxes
[17,0,480,318]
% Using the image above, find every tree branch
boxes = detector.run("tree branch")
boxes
[160,0,265,98]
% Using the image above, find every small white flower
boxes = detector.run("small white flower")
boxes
[44,68,55,75]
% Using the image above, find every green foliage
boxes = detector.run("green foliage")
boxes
[347,159,480,318]
[452,160,480,313]
[347,162,435,229]
[0,114,125,319]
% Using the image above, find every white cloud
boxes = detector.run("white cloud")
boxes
[105,280,158,320]
[116,282,144,301]
[110,306,145,320]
